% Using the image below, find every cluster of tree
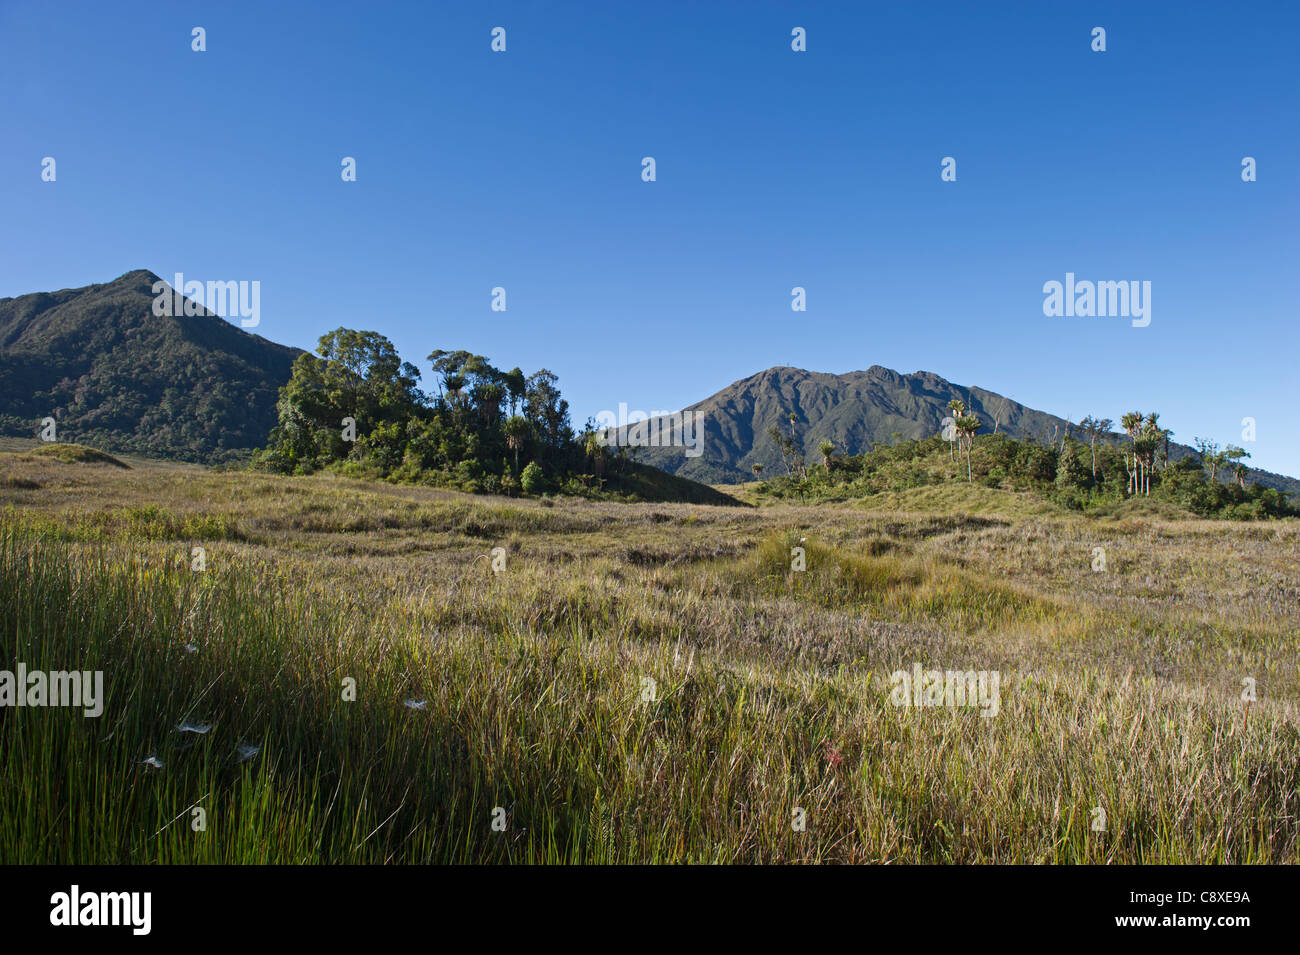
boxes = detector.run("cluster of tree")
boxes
[755,410,1294,520]
[252,328,705,500]
[945,399,982,481]
[1192,437,1252,486]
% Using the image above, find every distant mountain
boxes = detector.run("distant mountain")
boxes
[4,275,1295,499]
[0,270,303,463]
[614,366,1300,497]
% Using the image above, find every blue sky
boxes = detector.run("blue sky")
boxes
[2,1,1297,474]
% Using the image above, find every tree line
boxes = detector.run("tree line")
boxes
[757,403,1293,520]
[254,328,623,495]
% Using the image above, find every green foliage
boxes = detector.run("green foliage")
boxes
[756,424,1296,520]
[520,461,545,494]
[0,271,301,463]
[253,328,732,504]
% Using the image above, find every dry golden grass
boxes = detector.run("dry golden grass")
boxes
[1,448,1297,863]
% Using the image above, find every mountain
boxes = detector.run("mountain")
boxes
[613,366,1300,497]
[0,270,303,463]
[4,274,1295,499]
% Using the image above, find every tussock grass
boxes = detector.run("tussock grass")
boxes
[25,442,131,468]
[1,454,1298,863]
[729,532,1059,637]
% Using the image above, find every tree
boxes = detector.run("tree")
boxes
[1078,415,1113,481]
[1055,438,1088,490]
[751,463,764,478]
[1138,412,1169,494]
[785,413,808,481]
[1121,411,1144,495]
[503,367,527,416]
[956,414,980,482]
[520,461,545,494]
[257,334,641,497]
[946,399,966,462]
[1195,437,1223,483]
[1224,444,1251,487]
[767,424,803,478]
[818,439,835,471]
[524,369,573,457]
[503,415,530,473]
[427,349,473,401]
[584,431,609,487]
[267,329,422,470]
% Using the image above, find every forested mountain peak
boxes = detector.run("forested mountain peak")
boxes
[0,270,303,462]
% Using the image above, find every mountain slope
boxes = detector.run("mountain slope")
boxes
[0,270,303,463]
[617,366,1300,497]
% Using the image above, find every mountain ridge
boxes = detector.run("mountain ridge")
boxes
[3,271,1296,498]
[0,270,304,462]
[613,365,1300,497]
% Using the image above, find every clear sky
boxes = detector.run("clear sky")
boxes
[2,1,1296,475]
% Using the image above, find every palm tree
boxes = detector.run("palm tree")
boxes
[946,399,965,462]
[445,372,466,405]
[584,431,609,487]
[956,414,980,482]
[504,415,530,474]
[818,440,835,471]
[751,463,764,478]
[475,382,505,425]
[785,413,808,481]
[1142,412,1159,493]
[1120,411,1143,495]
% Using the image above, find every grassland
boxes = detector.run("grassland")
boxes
[2,445,1298,863]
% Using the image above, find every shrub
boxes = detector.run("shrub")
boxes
[521,461,546,494]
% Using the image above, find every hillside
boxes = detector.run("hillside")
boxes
[0,270,303,463]
[616,365,1300,497]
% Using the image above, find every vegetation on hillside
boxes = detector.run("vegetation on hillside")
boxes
[0,271,301,463]
[252,328,736,505]
[632,366,1300,499]
[756,404,1295,520]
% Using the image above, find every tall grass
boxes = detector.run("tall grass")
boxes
[2,512,1297,864]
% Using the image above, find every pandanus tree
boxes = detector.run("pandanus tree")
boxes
[946,399,965,462]
[945,399,979,480]
[584,431,609,487]
[956,413,981,482]
[1120,411,1143,495]
[503,415,530,474]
